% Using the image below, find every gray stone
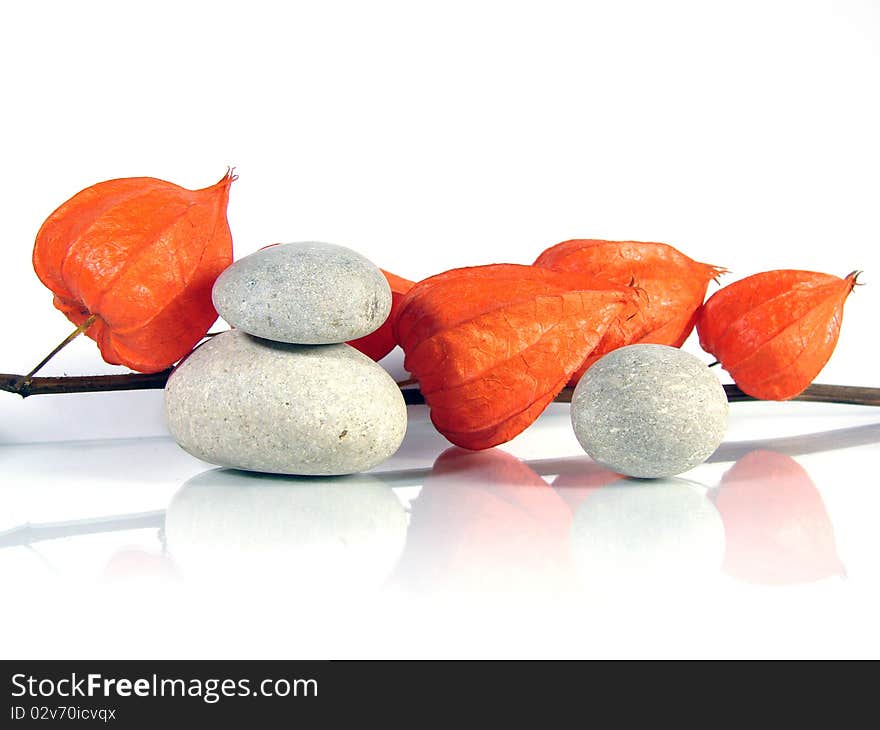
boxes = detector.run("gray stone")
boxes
[164,330,407,475]
[212,242,392,344]
[570,344,728,478]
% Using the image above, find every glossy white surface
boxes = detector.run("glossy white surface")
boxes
[2,396,878,658]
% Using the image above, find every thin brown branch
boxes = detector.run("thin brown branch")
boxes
[553,383,880,407]
[1,370,173,398]
[2,371,880,407]
[721,382,880,406]
[19,314,98,386]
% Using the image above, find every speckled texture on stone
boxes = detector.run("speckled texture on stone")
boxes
[212,242,392,344]
[164,330,407,475]
[571,344,728,478]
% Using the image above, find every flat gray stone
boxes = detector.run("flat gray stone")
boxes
[571,344,728,478]
[212,242,392,344]
[164,330,407,475]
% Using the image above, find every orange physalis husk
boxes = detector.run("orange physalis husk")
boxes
[348,270,414,361]
[697,269,859,400]
[393,263,640,449]
[713,450,844,585]
[534,239,725,382]
[32,171,235,373]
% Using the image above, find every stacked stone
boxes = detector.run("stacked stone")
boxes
[164,242,408,476]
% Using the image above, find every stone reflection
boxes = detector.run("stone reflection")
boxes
[558,469,725,586]
[164,468,408,590]
[0,443,849,594]
[712,450,845,585]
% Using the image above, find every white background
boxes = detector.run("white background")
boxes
[1,1,879,659]
[2,0,878,386]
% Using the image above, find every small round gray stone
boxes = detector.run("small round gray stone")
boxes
[164,330,407,475]
[212,242,392,344]
[571,344,728,478]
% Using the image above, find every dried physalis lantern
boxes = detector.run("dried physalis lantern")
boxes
[535,239,725,381]
[393,263,639,449]
[31,171,235,374]
[697,269,859,400]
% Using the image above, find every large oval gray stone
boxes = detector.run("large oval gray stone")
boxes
[164,330,407,475]
[571,344,728,478]
[212,242,392,344]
